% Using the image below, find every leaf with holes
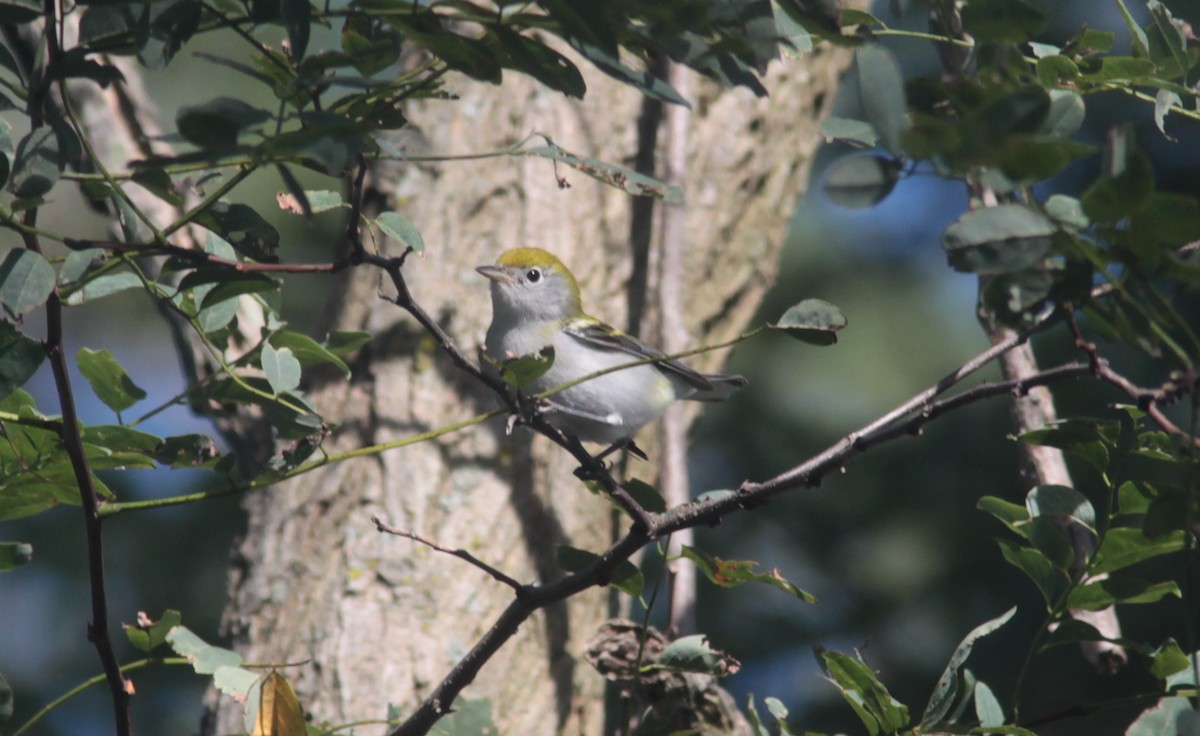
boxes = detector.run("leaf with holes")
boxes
[681,546,814,602]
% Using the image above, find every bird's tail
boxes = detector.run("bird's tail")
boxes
[689,373,747,402]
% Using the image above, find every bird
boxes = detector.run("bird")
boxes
[477,247,746,453]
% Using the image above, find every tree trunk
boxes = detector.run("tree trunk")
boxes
[208,47,851,735]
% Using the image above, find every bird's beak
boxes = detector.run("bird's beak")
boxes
[476,264,512,284]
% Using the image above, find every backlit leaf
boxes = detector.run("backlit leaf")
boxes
[769,299,847,345]
[252,671,306,736]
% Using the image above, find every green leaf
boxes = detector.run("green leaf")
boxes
[1080,56,1157,82]
[166,625,243,673]
[304,189,343,213]
[769,299,847,345]
[59,248,106,285]
[978,496,1029,532]
[526,142,683,202]
[0,320,45,400]
[261,342,302,395]
[821,155,900,209]
[136,0,203,69]
[994,136,1094,183]
[0,541,32,571]
[1081,149,1154,222]
[1045,194,1088,230]
[622,478,666,513]
[375,211,425,253]
[822,649,909,734]
[0,249,55,318]
[855,44,908,155]
[772,0,813,56]
[942,204,1055,275]
[567,38,688,107]
[1091,528,1188,575]
[176,97,271,151]
[921,607,1016,728]
[1035,55,1079,87]
[186,271,279,310]
[555,545,643,597]
[493,25,585,99]
[996,538,1062,607]
[973,680,1004,728]
[77,347,147,413]
[490,346,554,389]
[268,330,350,377]
[81,424,162,454]
[1023,515,1079,571]
[1041,90,1085,138]
[1146,639,1191,681]
[764,696,791,732]
[680,545,815,602]
[652,634,740,676]
[1147,0,1190,81]
[195,202,280,262]
[1130,193,1200,265]
[1026,484,1095,529]
[324,330,371,356]
[124,609,182,652]
[339,15,402,76]
[63,271,143,305]
[282,0,310,60]
[1153,90,1181,138]
[8,127,61,198]
[1066,576,1180,611]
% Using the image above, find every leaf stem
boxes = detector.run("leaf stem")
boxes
[10,657,188,736]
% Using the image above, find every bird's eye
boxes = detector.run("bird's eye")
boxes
[526,268,542,283]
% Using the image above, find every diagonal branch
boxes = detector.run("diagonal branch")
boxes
[372,516,526,593]
[386,314,1117,736]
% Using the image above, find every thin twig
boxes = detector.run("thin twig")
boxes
[371,516,526,592]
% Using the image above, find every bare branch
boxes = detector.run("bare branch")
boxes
[372,516,526,593]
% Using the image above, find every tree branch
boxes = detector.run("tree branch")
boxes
[389,313,1154,735]
[372,516,526,593]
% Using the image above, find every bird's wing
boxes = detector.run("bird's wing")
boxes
[562,319,716,392]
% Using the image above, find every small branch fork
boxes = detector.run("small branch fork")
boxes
[371,517,525,593]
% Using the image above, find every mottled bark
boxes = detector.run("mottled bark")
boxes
[208,48,851,735]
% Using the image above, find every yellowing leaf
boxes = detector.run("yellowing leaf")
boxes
[252,671,306,736]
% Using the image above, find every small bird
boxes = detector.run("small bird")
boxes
[477,247,746,451]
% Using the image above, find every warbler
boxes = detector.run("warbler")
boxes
[477,247,746,450]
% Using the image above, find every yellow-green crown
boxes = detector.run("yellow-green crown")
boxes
[495,247,567,271]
